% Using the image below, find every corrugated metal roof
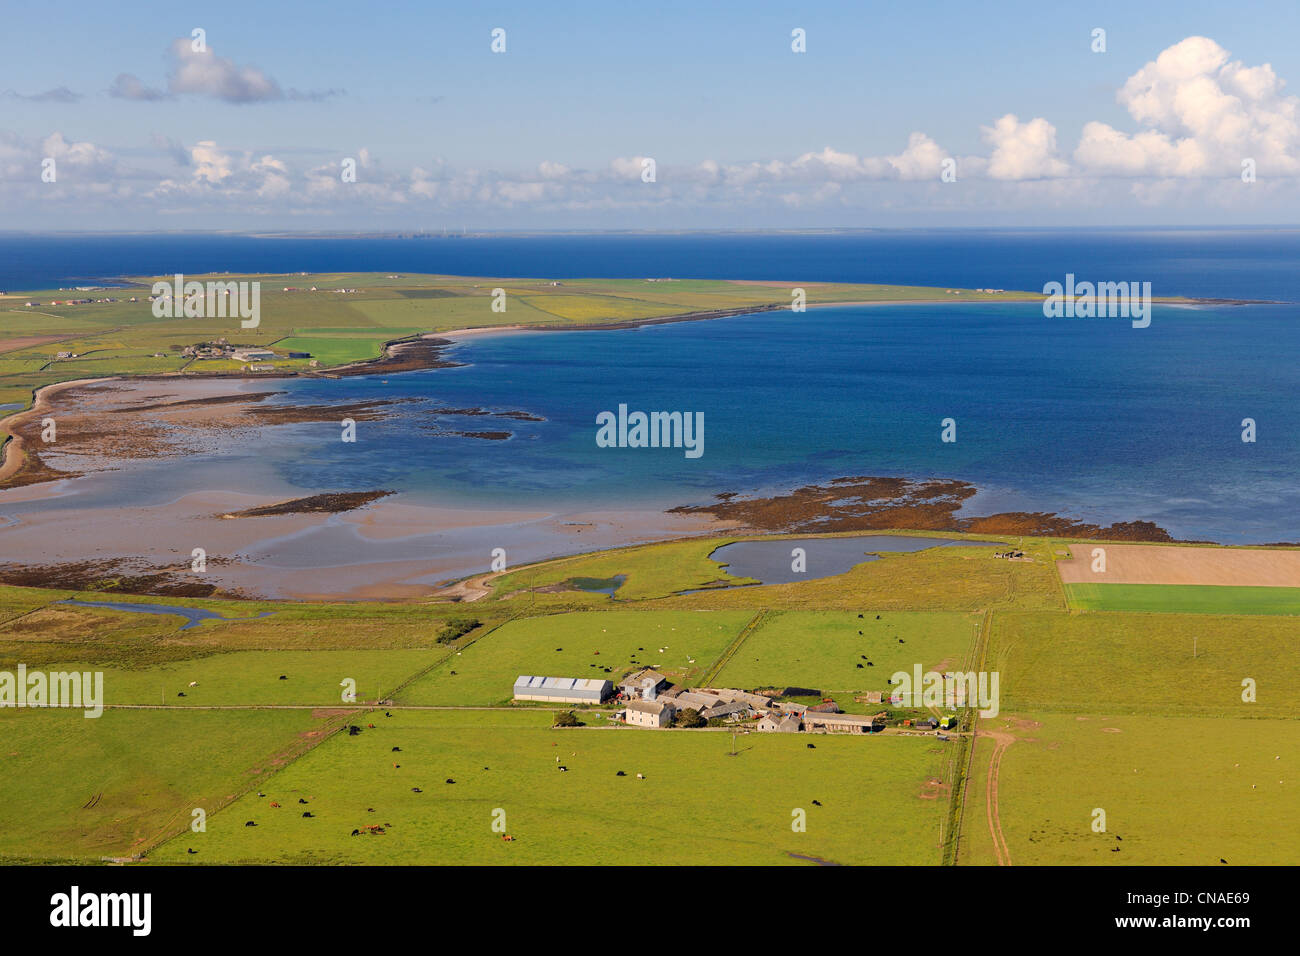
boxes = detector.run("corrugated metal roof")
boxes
[513,675,612,695]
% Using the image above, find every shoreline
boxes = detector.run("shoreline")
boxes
[0,376,116,486]
[0,291,1284,601]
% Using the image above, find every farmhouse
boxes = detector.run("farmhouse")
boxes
[513,675,614,704]
[803,713,882,734]
[624,698,676,728]
[619,668,669,700]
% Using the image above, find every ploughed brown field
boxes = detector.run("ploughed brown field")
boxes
[1057,542,1300,587]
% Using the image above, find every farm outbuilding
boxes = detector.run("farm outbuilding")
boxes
[756,713,802,733]
[513,675,614,704]
[619,668,669,700]
[803,713,882,734]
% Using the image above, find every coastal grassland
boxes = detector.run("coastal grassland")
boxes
[487,537,758,603]
[268,332,423,366]
[988,610,1300,718]
[1066,582,1300,615]
[0,584,77,622]
[148,708,949,865]
[396,609,754,706]
[712,610,981,709]
[0,649,441,707]
[960,713,1300,866]
[520,294,681,322]
[956,603,1300,866]
[485,532,1063,613]
[0,591,518,709]
[655,536,1065,612]
[0,273,1046,416]
[0,707,348,862]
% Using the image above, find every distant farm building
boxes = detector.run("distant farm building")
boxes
[699,700,748,721]
[803,713,882,734]
[619,668,669,700]
[696,687,773,710]
[625,699,676,728]
[673,690,720,711]
[756,713,802,733]
[513,675,613,704]
[231,348,276,362]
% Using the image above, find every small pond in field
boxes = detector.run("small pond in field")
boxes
[704,535,1003,586]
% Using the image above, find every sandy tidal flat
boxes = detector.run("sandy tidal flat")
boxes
[0,377,735,600]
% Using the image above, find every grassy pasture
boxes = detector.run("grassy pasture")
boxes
[960,713,1300,866]
[989,610,1300,718]
[149,708,951,866]
[397,610,753,706]
[713,610,981,707]
[1066,582,1300,615]
[4,650,439,708]
[0,707,345,862]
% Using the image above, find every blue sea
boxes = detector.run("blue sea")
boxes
[4,230,1298,545]
[2,228,1299,301]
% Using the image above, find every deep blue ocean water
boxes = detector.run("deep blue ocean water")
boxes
[4,231,1298,543]
[2,229,1299,301]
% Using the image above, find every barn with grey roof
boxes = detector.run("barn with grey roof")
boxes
[513,675,614,704]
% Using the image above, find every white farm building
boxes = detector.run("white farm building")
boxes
[513,675,613,704]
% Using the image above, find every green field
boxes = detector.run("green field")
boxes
[1066,582,1300,615]
[989,609,1300,718]
[962,713,1300,866]
[0,707,344,862]
[397,610,754,706]
[0,509,1296,864]
[9,650,440,708]
[712,610,981,708]
[148,709,949,866]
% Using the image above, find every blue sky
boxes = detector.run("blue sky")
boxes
[3,0,1300,229]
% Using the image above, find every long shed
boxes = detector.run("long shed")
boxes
[513,675,614,704]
